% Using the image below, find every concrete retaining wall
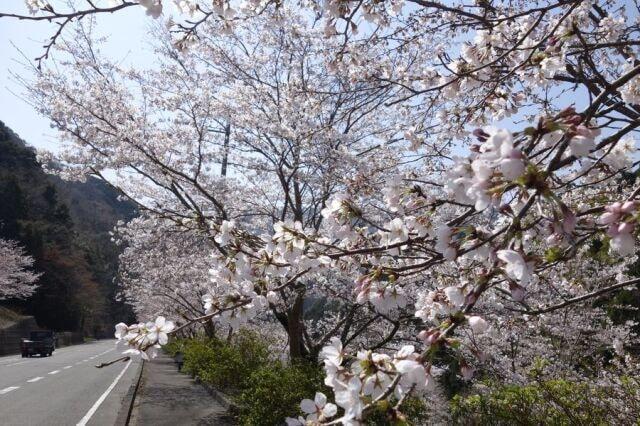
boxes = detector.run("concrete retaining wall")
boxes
[56,331,85,347]
[0,316,84,355]
[0,316,41,356]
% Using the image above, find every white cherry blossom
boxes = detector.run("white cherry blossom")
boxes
[300,392,338,422]
[497,250,533,286]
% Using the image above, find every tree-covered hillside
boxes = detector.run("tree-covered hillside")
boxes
[0,120,136,335]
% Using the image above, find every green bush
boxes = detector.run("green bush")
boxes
[163,338,188,357]
[181,339,218,378]
[365,397,429,425]
[450,378,640,425]
[199,330,271,393]
[178,331,272,393]
[237,361,325,426]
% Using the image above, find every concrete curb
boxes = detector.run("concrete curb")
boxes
[170,351,237,411]
[114,359,145,426]
[195,377,237,411]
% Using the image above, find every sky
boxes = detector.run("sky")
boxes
[0,1,167,151]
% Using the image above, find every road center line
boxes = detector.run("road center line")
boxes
[0,386,19,394]
[76,359,132,426]
[63,366,72,369]
[27,377,43,383]
[48,370,60,375]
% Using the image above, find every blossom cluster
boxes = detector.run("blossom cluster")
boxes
[600,201,639,256]
[446,129,527,212]
[114,316,175,359]
[290,338,434,424]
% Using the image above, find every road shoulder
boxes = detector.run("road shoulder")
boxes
[128,353,233,425]
[114,358,144,425]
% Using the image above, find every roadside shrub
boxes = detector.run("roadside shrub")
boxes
[198,330,271,393]
[176,332,432,425]
[181,339,218,378]
[450,377,640,425]
[163,338,189,357]
[237,360,325,426]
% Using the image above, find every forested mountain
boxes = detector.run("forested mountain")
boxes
[0,120,136,335]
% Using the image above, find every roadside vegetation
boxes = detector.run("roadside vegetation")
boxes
[165,329,640,425]
[164,330,430,426]
[451,376,640,425]
[164,331,324,425]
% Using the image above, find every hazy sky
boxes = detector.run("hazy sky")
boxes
[0,1,168,151]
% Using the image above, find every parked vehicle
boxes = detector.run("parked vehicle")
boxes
[21,331,56,357]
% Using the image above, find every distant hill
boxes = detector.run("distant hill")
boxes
[0,120,137,335]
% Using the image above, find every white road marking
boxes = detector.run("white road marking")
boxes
[27,377,43,383]
[4,361,28,367]
[0,386,19,394]
[64,366,72,369]
[48,370,60,375]
[83,359,89,362]
[76,360,132,426]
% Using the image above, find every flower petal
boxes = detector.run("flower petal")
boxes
[323,403,338,418]
[314,392,327,407]
[300,398,317,414]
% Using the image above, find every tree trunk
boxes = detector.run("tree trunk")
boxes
[221,123,230,176]
[287,287,307,360]
[203,319,216,338]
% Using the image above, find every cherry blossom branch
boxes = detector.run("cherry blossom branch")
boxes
[95,356,130,368]
[510,276,640,315]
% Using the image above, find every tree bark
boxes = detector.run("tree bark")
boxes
[221,123,230,176]
[287,286,307,359]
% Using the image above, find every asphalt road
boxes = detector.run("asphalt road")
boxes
[0,340,141,426]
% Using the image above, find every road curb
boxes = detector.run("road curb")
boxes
[170,352,237,411]
[115,359,145,426]
[195,378,237,411]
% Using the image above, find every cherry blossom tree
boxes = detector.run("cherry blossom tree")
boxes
[114,216,213,327]
[5,0,640,423]
[22,9,409,361]
[0,238,40,300]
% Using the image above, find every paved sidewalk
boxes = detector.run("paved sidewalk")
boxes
[129,353,233,425]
